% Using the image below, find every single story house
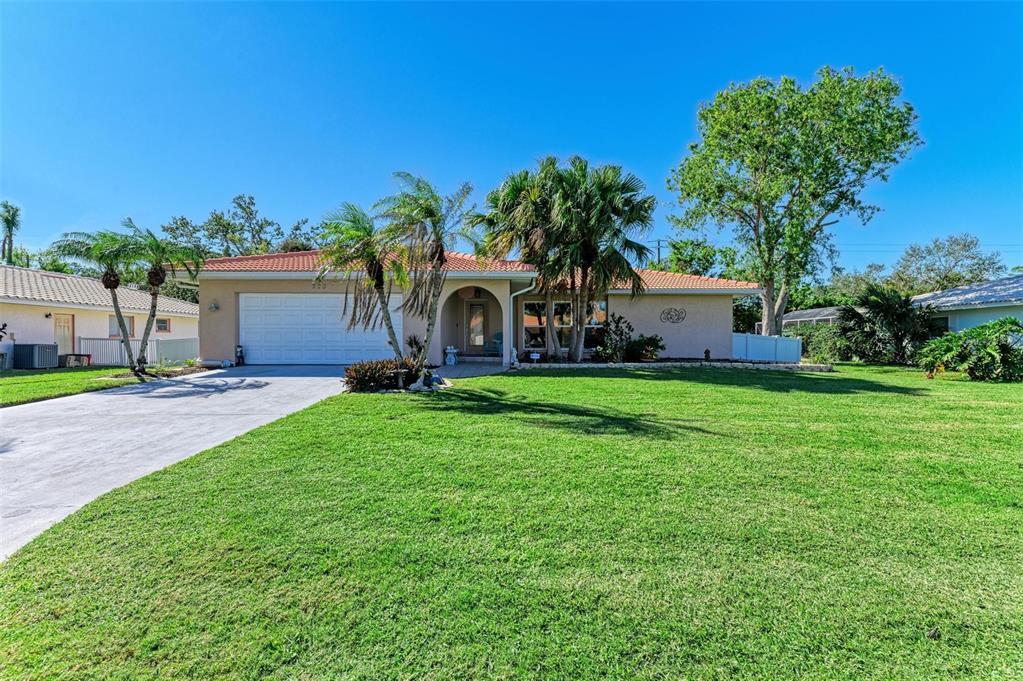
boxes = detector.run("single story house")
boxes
[186,250,762,366]
[911,273,1023,333]
[0,265,199,366]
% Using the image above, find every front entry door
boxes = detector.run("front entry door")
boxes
[53,314,74,355]
[467,302,485,351]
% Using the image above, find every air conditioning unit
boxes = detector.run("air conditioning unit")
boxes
[13,344,59,369]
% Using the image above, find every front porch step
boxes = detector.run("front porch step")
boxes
[458,356,502,363]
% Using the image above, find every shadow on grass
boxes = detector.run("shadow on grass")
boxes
[422,387,724,440]
[508,367,925,396]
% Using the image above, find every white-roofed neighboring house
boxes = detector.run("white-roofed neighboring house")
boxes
[0,265,199,367]
[911,274,1023,334]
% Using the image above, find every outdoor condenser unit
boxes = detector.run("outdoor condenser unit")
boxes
[12,344,59,369]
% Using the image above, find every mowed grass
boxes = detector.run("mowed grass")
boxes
[0,366,135,407]
[2,366,1022,678]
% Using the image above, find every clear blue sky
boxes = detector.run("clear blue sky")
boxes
[2,1,1021,271]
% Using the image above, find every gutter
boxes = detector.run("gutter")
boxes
[507,277,538,361]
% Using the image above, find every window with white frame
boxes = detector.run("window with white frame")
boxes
[522,299,607,350]
[108,315,135,338]
[155,318,171,333]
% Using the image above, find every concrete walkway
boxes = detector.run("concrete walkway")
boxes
[0,365,344,559]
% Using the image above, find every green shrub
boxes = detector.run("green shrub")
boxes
[917,317,1023,382]
[784,324,853,363]
[344,357,418,392]
[592,314,634,362]
[624,334,666,362]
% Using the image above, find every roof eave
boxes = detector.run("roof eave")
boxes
[197,270,536,280]
[0,296,199,317]
[609,287,764,296]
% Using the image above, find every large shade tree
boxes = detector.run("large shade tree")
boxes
[668,66,921,335]
[317,202,407,362]
[471,156,569,358]
[377,173,474,389]
[553,157,655,361]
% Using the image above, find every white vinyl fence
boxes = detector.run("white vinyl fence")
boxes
[78,337,199,367]
[732,333,802,363]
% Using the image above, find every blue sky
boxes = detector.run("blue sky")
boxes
[2,1,1021,272]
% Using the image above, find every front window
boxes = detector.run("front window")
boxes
[109,315,135,338]
[522,299,606,350]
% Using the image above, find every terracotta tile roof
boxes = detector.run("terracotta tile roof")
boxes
[0,265,199,316]
[630,268,761,291]
[201,250,535,273]
[200,251,759,290]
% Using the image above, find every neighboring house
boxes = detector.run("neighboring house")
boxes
[912,274,1023,333]
[185,250,762,366]
[0,265,199,364]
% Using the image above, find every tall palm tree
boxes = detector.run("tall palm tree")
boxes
[117,219,203,372]
[51,229,142,373]
[377,172,473,389]
[471,157,568,357]
[552,157,655,361]
[1,201,21,265]
[838,283,935,364]
[318,203,406,362]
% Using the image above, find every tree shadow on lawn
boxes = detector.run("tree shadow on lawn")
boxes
[513,367,925,397]
[422,387,725,440]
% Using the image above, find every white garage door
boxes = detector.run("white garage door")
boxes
[239,293,402,365]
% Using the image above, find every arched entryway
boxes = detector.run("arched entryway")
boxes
[439,285,506,362]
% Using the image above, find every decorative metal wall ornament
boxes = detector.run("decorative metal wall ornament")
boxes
[659,307,687,324]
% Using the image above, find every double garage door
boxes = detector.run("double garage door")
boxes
[239,293,402,365]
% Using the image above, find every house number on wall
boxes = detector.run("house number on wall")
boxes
[660,307,687,324]
[311,281,327,290]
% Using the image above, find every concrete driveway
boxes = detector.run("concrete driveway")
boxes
[0,365,344,560]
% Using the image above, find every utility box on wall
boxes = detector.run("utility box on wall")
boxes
[12,344,59,369]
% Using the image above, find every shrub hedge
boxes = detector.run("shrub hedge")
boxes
[344,357,419,392]
[917,317,1023,382]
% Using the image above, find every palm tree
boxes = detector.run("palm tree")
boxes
[1,201,21,265]
[471,157,569,358]
[117,219,203,373]
[318,202,406,362]
[377,172,474,389]
[838,283,934,364]
[51,229,142,373]
[552,157,655,361]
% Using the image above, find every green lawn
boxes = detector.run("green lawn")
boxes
[2,366,1021,678]
[0,366,136,407]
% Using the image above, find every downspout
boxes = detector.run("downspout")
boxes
[507,277,537,367]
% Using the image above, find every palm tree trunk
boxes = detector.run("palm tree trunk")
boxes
[375,286,404,362]
[135,288,160,372]
[410,264,445,390]
[544,288,562,359]
[109,288,139,377]
[571,267,589,362]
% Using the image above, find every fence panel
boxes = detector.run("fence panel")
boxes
[77,337,199,366]
[732,333,802,362]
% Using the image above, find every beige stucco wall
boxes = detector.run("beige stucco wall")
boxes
[512,293,734,360]
[0,301,198,351]
[199,276,513,365]
[608,294,734,359]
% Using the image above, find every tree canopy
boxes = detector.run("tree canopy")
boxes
[163,195,314,258]
[890,233,1006,294]
[668,66,921,334]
